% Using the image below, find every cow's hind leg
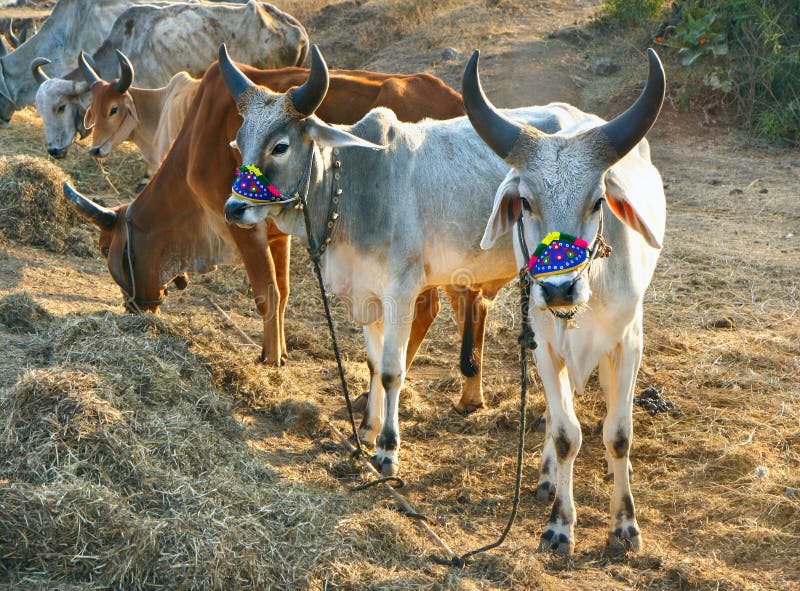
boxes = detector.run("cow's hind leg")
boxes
[444,286,489,413]
[372,293,416,476]
[268,228,291,363]
[359,319,385,446]
[601,325,644,554]
[535,344,581,556]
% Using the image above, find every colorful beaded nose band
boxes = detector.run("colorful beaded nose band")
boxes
[527,231,590,279]
[232,165,284,203]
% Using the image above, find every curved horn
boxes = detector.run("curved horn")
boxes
[78,51,103,87]
[63,182,117,229]
[461,50,523,161]
[599,48,665,161]
[19,22,31,45]
[218,43,254,103]
[30,57,50,84]
[290,45,329,117]
[7,19,20,48]
[114,49,133,93]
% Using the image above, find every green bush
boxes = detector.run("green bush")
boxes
[601,0,800,145]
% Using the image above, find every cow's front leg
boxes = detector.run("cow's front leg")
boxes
[535,343,581,556]
[359,320,385,445]
[601,326,644,554]
[228,225,284,366]
[373,295,416,476]
[535,407,557,504]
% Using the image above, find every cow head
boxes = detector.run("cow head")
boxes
[33,55,91,158]
[218,44,383,226]
[61,183,188,313]
[82,50,138,159]
[466,49,665,313]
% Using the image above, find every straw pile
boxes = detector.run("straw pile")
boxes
[0,311,361,590]
[0,155,94,256]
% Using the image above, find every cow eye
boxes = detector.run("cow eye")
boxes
[109,106,119,116]
[521,199,533,213]
[57,104,66,113]
[592,197,605,213]
[272,142,289,155]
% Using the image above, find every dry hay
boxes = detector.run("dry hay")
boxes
[0,312,370,590]
[0,154,93,256]
[0,291,52,333]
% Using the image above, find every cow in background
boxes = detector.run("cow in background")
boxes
[33,1,308,157]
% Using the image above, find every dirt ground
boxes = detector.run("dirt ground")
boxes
[1,0,798,589]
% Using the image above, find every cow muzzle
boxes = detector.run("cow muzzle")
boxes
[48,146,68,159]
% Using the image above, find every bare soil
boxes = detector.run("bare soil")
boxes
[0,1,798,589]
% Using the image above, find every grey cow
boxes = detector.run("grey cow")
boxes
[0,0,155,126]
[33,1,308,157]
[466,49,666,555]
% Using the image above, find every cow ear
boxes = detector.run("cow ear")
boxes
[124,94,139,122]
[84,104,96,130]
[480,176,522,250]
[604,163,665,249]
[303,118,386,150]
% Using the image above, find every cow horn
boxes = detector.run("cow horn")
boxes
[218,43,254,103]
[290,45,329,117]
[7,19,20,48]
[63,182,117,229]
[19,22,31,45]
[0,35,8,57]
[79,51,103,87]
[598,48,665,162]
[30,57,50,84]
[461,50,523,161]
[114,49,134,93]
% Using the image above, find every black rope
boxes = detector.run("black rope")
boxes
[431,270,535,567]
[351,476,405,491]
[296,144,364,458]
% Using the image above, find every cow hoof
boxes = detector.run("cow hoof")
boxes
[370,453,399,477]
[452,400,484,416]
[539,526,574,556]
[535,481,556,504]
[606,525,642,555]
[352,392,369,414]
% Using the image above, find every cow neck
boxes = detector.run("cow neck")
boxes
[128,87,164,164]
[276,143,342,260]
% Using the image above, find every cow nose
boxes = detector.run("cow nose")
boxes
[48,147,67,159]
[89,147,102,157]
[540,280,576,308]
[224,199,248,222]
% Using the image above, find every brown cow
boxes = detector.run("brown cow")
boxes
[77,50,201,184]
[64,61,493,412]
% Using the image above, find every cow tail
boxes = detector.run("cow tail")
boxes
[460,294,479,378]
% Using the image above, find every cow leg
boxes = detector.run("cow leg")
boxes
[228,226,284,366]
[405,288,440,370]
[599,355,633,482]
[354,289,438,415]
[359,319,385,445]
[372,294,416,477]
[535,343,581,556]
[268,230,291,363]
[444,286,487,413]
[535,406,557,504]
[601,325,644,555]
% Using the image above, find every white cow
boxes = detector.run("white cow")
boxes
[465,49,666,555]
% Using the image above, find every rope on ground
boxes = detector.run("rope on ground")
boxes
[208,298,260,348]
[330,422,459,561]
